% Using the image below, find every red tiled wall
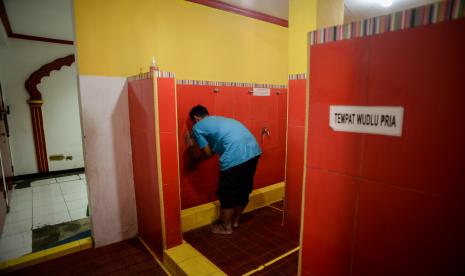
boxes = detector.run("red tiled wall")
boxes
[128,77,183,255]
[284,78,306,236]
[157,78,183,249]
[301,19,465,275]
[128,79,164,255]
[177,85,287,209]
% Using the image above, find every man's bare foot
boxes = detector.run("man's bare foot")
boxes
[210,224,233,235]
[212,218,223,225]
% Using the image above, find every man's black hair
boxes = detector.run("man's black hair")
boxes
[189,105,209,120]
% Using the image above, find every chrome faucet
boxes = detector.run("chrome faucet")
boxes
[261,127,270,144]
[261,127,271,136]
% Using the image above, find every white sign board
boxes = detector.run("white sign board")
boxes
[329,106,404,136]
[253,88,270,96]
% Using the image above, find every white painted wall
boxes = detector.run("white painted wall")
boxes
[0,39,83,175]
[39,64,84,171]
[79,75,138,247]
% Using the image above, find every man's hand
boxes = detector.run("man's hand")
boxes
[187,158,198,171]
[184,132,195,147]
[183,132,212,172]
[185,132,198,158]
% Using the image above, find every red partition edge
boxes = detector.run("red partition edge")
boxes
[284,77,306,237]
[128,75,182,256]
[157,77,183,249]
[128,78,164,255]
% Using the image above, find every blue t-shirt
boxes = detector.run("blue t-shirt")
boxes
[192,116,262,171]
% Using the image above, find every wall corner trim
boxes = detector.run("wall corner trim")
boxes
[186,0,288,27]
[0,0,74,45]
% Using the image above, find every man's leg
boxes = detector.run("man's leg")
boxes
[233,206,245,228]
[211,208,234,234]
[233,156,259,228]
[212,169,234,234]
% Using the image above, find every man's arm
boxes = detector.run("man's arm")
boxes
[201,144,213,158]
[184,132,213,169]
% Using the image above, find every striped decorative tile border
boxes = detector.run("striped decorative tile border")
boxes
[176,79,287,89]
[310,0,465,45]
[288,73,307,80]
[127,71,175,81]
[156,71,176,78]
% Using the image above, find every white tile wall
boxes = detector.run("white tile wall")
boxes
[0,174,89,261]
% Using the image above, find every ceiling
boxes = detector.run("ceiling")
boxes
[218,0,289,20]
[0,0,445,45]
[344,0,443,23]
[2,0,74,41]
[215,0,440,24]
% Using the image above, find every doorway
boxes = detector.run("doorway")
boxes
[0,56,90,261]
[0,9,91,260]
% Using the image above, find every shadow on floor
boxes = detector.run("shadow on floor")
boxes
[183,204,299,276]
[8,238,166,276]
[254,249,299,275]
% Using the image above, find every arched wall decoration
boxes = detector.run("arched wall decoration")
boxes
[25,54,75,173]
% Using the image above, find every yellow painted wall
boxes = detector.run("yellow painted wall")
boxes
[73,0,288,85]
[288,0,344,75]
[288,0,317,75]
[317,0,345,28]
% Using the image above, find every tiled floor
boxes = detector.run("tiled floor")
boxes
[183,204,299,276]
[8,238,167,276]
[0,173,88,261]
[254,250,299,275]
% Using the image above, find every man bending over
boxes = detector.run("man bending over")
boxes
[185,105,261,234]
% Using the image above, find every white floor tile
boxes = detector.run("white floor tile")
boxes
[0,231,31,254]
[5,209,32,224]
[1,218,32,237]
[59,180,87,194]
[33,184,63,198]
[11,189,32,202]
[61,185,87,195]
[10,194,33,205]
[30,178,57,187]
[33,196,66,208]
[55,175,80,183]
[22,231,32,247]
[64,192,87,203]
[0,234,22,253]
[69,208,87,221]
[0,246,31,262]
[33,211,71,229]
[12,187,32,196]
[33,202,68,218]
[9,198,33,213]
[79,173,86,180]
[32,190,64,202]
[66,199,88,210]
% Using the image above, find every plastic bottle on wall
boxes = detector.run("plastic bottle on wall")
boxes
[150,56,159,72]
